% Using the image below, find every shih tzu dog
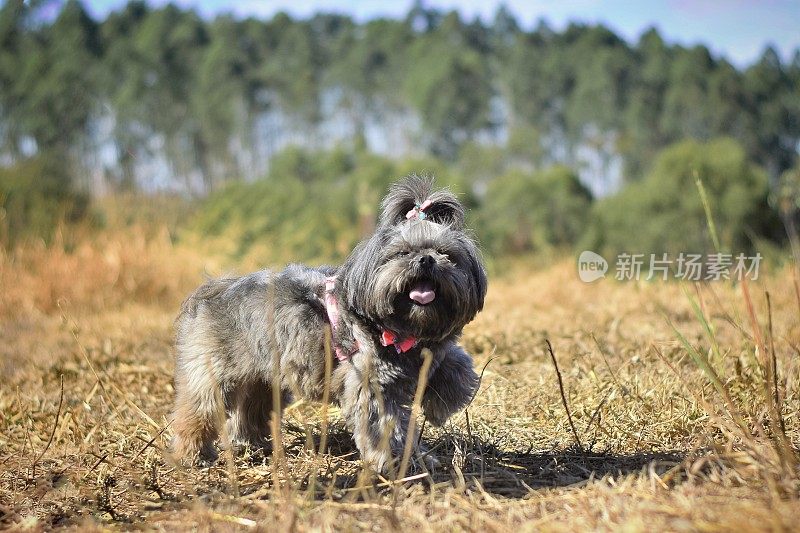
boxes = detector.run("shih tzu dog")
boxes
[170,176,487,473]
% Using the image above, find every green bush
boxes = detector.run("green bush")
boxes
[477,166,593,255]
[193,147,471,265]
[585,138,778,256]
[191,141,786,266]
[0,155,89,247]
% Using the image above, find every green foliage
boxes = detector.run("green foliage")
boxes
[2,2,800,195]
[331,18,410,102]
[586,138,776,256]
[0,156,90,247]
[478,166,593,255]
[193,147,474,265]
[0,2,795,263]
[0,1,27,155]
[259,14,322,119]
[776,165,800,216]
[775,164,800,262]
[196,149,384,264]
[12,0,101,152]
[191,140,788,265]
[192,16,247,181]
[403,12,493,158]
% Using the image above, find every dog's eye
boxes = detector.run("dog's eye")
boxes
[397,250,410,257]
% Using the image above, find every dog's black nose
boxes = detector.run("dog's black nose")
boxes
[418,254,435,269]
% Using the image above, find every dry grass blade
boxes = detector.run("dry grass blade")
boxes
[208,511,257,528]
[62,306,160,431]
[793,267,800,318]
[318,327,334,458]
[267,281,289,499]
[307,326,334,501]
[694,170,721,253]
[740,278,797,471]
[130,422,172,465]
[591,333,633,399]
[765,292,785,440]
[666,314,749,435]
[30,374,64,481]
[545,340,582,449]
[397,347,434,482]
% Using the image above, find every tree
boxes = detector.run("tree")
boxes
[1,1,798,205]
[404,12,492,158]
[742,47,799,179]
[0,0,27,159]
[15,0,100,155]
[0,154,89,247]
[502,27,562,135]
[108,5,208,189]
[660,46,715,142]
[490,4,520,49]
[258,14,322,123]
[99,0,149,189]
[774,165,800,264]
[587,138,778,256]
[327,18,412,140]
[479,166,592,254]
[193,16,248,186]
[621,27,670,178]
[564,25,632,135]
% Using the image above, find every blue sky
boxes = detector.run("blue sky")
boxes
[81,0,799,67]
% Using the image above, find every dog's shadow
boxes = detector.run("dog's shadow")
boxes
[416,432,684,497]
[258,423,685,500]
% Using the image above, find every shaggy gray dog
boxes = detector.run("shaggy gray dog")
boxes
[171,176,487,473]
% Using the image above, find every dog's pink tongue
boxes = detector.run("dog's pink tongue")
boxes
[409,282,436,305]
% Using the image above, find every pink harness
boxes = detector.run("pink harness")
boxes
[323,276,418,361]
[322,199,430,361]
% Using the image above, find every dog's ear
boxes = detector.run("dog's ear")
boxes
[379,175,465,229]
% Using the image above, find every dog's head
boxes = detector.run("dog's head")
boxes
[340,176,487,341]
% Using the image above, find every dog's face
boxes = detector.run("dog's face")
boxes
[369,221,487,339]
[341,177,487,341]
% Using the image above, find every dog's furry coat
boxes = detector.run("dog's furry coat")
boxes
[171,177,487,473]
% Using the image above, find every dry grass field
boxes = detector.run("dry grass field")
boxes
[1,227,799,531]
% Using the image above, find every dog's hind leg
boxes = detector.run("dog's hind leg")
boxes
[226,379,280,450]
[170,365,222,465]
[170,328,227,465]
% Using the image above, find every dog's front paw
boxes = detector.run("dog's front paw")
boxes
[422,345,479,426]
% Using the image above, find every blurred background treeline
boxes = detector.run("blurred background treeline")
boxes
[1,0,799,265]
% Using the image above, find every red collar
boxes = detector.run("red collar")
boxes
[380,329,418,354]
[323,277,418,360]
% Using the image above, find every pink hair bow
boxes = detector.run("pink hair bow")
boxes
[406,199,433,221]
